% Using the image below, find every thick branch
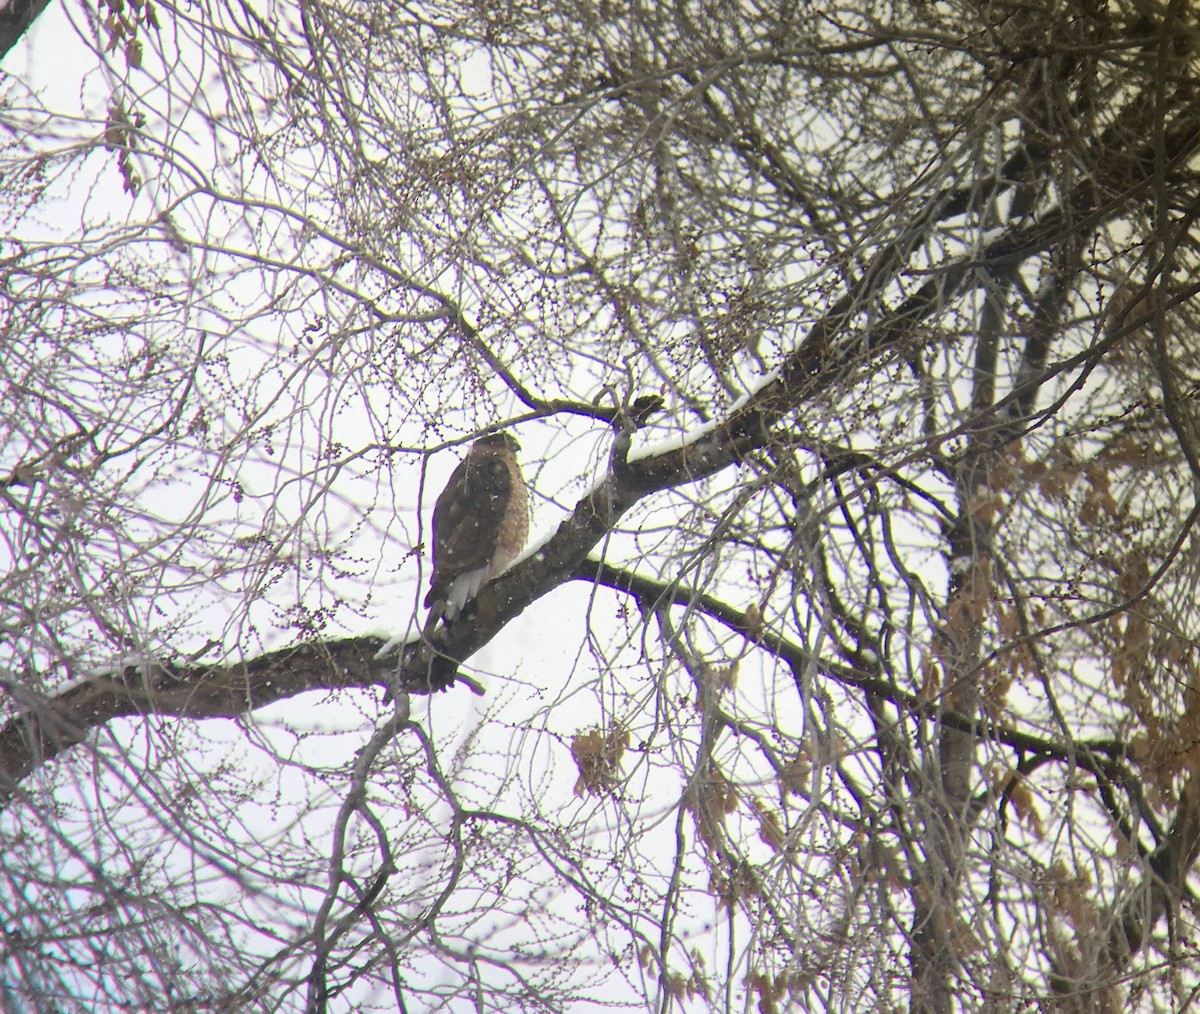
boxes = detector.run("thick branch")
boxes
[1105,765,1200,976]
[576,557,1131,771]
[0,637,394,805]
[0,0,51,63]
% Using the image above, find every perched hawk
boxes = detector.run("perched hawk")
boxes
[423,432,528,632]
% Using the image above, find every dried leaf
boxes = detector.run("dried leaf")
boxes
[570,723,629,796]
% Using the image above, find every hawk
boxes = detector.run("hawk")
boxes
[423,432,528,633]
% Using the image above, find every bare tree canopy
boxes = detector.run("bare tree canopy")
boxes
[4,0,1200,1010]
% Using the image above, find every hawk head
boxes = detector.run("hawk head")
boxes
[473,431,521,456]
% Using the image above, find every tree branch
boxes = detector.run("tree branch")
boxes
[0,636,394,806]
[0,0,52,63]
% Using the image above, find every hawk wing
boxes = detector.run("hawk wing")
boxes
[423,449,513,612]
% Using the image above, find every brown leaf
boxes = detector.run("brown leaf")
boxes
[570,723,629,796]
